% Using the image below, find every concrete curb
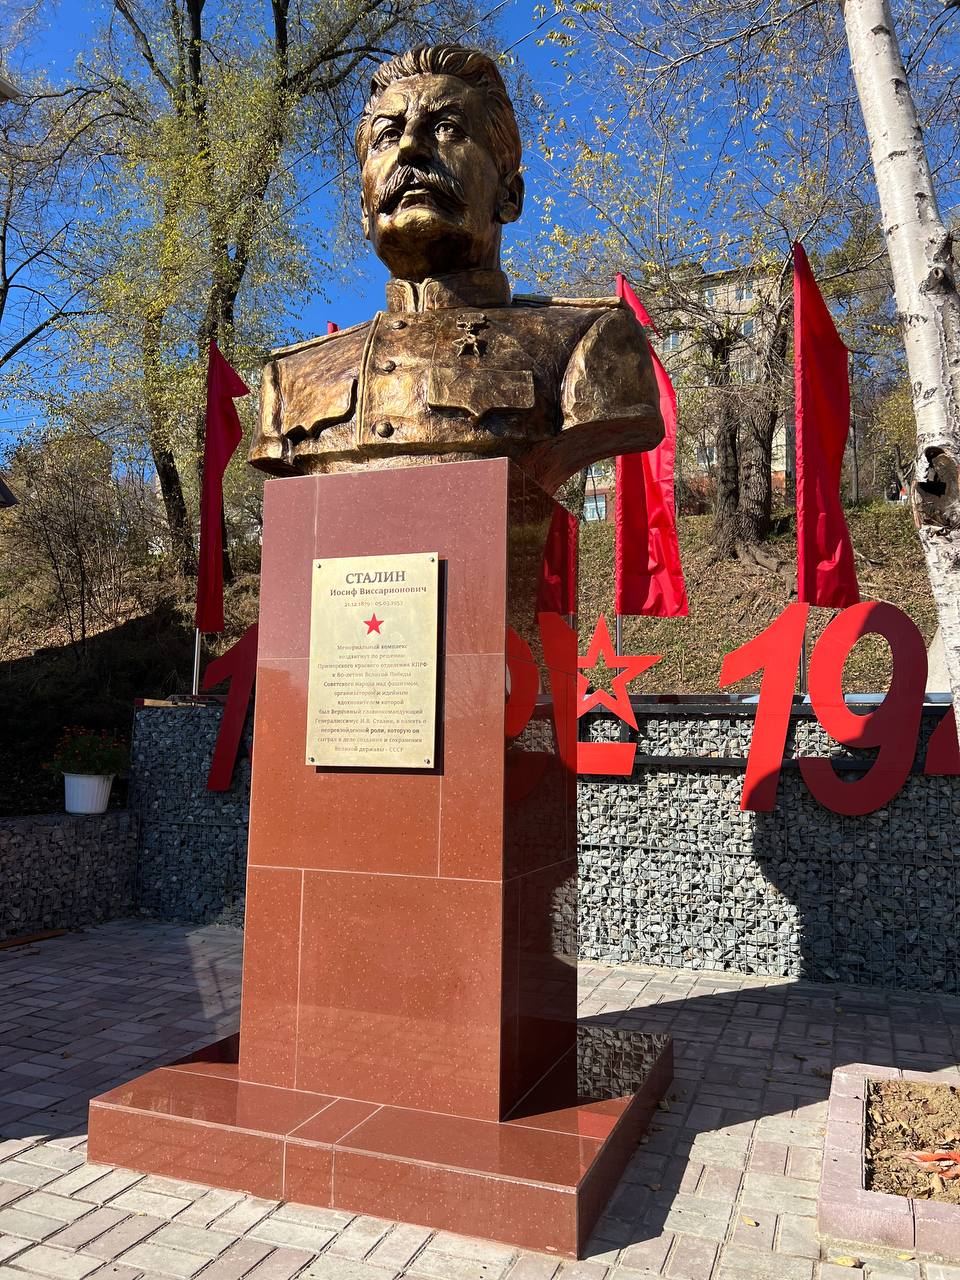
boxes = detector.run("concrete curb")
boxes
[820,1064,960,1260]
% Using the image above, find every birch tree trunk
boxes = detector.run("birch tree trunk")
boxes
[842,0,960,711]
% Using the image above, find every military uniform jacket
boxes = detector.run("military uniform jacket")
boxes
[249,268,663,494]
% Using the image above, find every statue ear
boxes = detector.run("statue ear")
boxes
[360,198,371,241]
[497,170,524,225]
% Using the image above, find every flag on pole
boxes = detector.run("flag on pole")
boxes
[195,342,250,633]
[535,503,578,619]
[793,242,859,608]
[614,274,688,617]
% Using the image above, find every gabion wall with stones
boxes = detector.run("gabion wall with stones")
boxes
[579,705,960,992]
[0,811,136,942]
[130,702,252,926]
[131,702,960,993]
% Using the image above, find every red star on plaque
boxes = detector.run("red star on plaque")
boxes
[363,614,383,634]
[577,614,661,730]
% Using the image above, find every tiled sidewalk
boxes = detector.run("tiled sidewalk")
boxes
[2,923,960,1280]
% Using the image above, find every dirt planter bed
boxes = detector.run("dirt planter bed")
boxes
[821,1064,960,1259]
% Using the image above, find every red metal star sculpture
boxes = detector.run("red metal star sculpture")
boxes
[577,614,661,730]
[363,614,383,634]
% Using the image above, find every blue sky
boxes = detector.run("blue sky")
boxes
[12,1,960,357]
[13,0,577,342]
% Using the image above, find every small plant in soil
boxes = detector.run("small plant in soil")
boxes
[47,727,129,776]
[867,1079,960,1203]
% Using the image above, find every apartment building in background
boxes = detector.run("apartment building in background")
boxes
[583,466,614,522]
[579,265,787,521]
[658,266,789,512]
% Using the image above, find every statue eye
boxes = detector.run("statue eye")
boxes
[374,126,401,148]
[435,120,463,139]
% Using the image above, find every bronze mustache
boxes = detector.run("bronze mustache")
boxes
[376,164,468,214]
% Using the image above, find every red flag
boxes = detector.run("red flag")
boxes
[196,342,250,633]
[617,275,656,329]
[535,504,578,618]
[793,243,859,608]
[614,274,688,617]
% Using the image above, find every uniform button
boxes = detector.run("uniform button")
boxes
[389,319,407,330]
[374,420,394,438]
[376,359,397,373]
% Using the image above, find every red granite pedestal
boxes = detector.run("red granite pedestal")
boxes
[88,459,672,1257]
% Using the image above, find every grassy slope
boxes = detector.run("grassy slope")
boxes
[0,576,259,817]
[579,503,937,695]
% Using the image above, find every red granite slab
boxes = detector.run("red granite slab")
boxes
[89,1031,672,1256]
[88,460,673,1257]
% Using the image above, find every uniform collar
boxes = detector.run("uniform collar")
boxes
[385,269,511,313]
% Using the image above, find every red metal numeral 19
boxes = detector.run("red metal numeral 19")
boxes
[800,602,927,815]
[724,601,934,815]
[719,602,810,811]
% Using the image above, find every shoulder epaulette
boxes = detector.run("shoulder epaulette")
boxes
[511,293,621,309]
[266,318,370,361]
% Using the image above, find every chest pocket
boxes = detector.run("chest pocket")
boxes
[283,374,357,440]
[427,366,535,421]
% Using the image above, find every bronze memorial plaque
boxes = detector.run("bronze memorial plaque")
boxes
[306,551,439,769]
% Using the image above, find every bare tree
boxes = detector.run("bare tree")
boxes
[54,0,483,579]
[3,430,157,654]
[522,0,956,569]
[0,84,102,372]
[517,0,886,567]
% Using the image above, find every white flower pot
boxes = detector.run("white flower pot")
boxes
[63,773,114,815]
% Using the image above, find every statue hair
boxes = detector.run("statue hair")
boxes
[354,45,522,179]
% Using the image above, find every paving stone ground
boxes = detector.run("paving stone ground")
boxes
[2,922,960,1280]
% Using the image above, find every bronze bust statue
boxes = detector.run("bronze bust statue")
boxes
[249,45,663,494]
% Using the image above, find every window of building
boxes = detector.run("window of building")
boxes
[583,494,607,521]
[740,317,755,338]
[663,331,681,352]
[696,446,716,469]
[736,282,754,302]
[703,287,716,307]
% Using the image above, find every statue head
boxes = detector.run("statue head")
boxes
[355,45,525,281]
[248,44,663,489]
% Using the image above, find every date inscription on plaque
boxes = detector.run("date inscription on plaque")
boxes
[306,551,439,769]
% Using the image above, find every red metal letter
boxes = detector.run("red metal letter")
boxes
[505,627,539,740]
[572,613,661,777]
[504,625,550,804]
[801,602,926,815]
[202,623,259,792]
[508,614,662,779]
[538,612,580,773]
[924,706,960,776]
[719,603,810,811]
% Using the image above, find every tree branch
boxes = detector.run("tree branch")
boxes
[113,0,175,97]
[0,305,89,371]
